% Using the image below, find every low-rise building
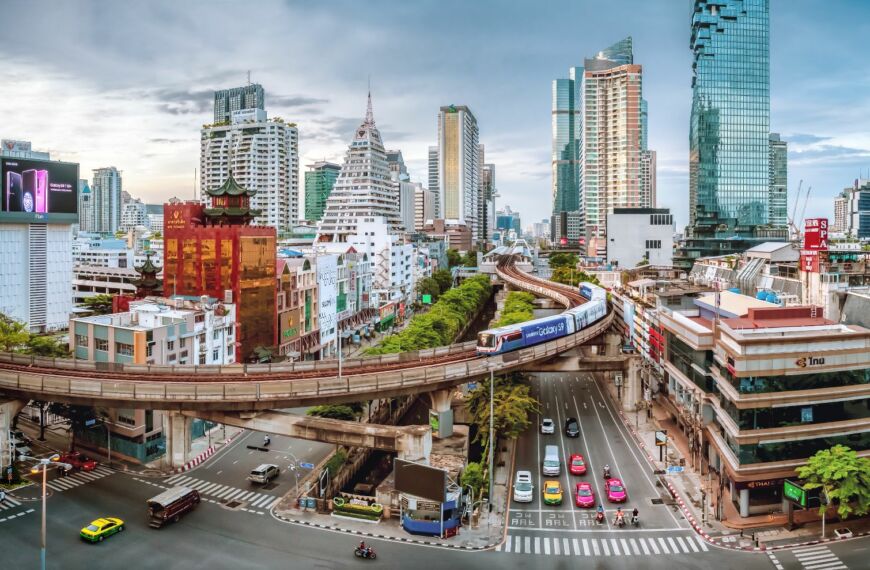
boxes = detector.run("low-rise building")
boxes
[422,219,472,252]
[606,208,674,268]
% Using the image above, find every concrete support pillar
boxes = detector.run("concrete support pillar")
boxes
[162,411,192,470]
[0,399,27,472]
[427,389,454,438]
[739,488,750,518]
[398,430,432,465]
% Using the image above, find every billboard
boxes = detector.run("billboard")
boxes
[803,218,829,251]
[520,315,567,343]
[393,459,447,502]
[317,254,338,349]
[1,157,79,223]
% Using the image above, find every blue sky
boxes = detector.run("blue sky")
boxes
[1,0,868,229]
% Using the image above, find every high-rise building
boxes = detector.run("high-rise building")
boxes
[552,67,583,219]
[317,94,404,241]
[414,186,435,231]
[842,179,870,240]
[77,179,94,232]
[496,205,522,234]
[428,145,440,217]
[120,198,147,232]
[385,149,417,232]
[163,176,276,362]
[201,107,299,230]
[482,162,496,244]
[640,150,657,208]
[687,0,772,231]
[213,83,265,124]
[437,105,481,242]
[581,37,650,256]
[386,149,410,182]
[768,133,788,228]
[833,191,849,233]
[304,161,341,222]
[92,167,122,234]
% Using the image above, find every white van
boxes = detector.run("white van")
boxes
[542,445,560,476]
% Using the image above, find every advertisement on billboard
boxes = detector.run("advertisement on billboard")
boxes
[803,218,829,251]
[800,250,820,273]
[317,255,338,348]
[1,157,79,223]
[393,459,447,502]
[280,309,301,342]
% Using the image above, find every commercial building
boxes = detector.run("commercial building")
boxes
[833,191,849,234]
[77,180,94,232]
[482,163,496,244]
[551,67,583,220]
[201,107,299,230]
[680,0,786,266]
[120,198,147,231]
[163,174,276,362]
[73,234,137,268]
[428,145,440,218]
[145,204,163,232]
[768,134,788,228]
[640,150,657,209]
[606,208,674,268]
[551,210,583,247]
[436,105,481,243]
[213,83,265,124]
[304,161,341,223]
[276,256,319,359]
[92,167,123,234]
[422,219,472,252]
[414,186,435,231]
[317,94,404,241]
[496,205,522,234]
[0,147,77,332]
[837,179,870,240]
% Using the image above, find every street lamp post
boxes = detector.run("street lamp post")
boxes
[488,365,494,513]
[24,454,71,570]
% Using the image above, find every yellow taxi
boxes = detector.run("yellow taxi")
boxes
[80,517,125,542]
[542,480,563,505]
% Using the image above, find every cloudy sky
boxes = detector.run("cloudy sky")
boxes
[2,0,869,229]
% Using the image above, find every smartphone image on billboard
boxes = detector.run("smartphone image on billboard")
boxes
[21,169,37,213]
[6,171,22,211]
[35,169,48,213]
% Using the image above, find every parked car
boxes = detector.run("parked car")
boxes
[10,430,31,445]
[513,470,534,503]
[540,418,555,434]
[147,486,200,528]
[564,417,580,438]
[606,478,627,503]
[542,480,563,506]
[80,517,125,542]
[574,482,595,508]
[568,453,587,475]
[58,451,98,472]
[248,464,280,485]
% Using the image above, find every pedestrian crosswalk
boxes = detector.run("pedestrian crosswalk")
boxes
[792,545,848,570]
[164,474,281,511]
[45,466,114,493]
[0,495,23,511]
[496,534,709,557]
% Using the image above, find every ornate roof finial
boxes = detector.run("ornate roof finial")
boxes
[365,77,374,126]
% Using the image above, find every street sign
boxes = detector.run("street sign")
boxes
[467,382,477,390]
[655,430,668,446]
[85,418,97,427]
[667,466,683,474]
[299,462,315,470]
[614,373,623,387]
[783,479,808,508]
[422,294,432,305]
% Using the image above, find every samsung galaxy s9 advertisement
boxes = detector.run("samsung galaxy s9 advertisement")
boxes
[1,157,79,223]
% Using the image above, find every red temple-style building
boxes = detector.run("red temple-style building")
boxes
[163,174,276,362]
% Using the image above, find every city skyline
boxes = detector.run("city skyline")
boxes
[0,0,868,227]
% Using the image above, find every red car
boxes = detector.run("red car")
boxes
[58,452,98,472]
[574,482,595,508]
[568,454,587,475]
[606,478,627,503]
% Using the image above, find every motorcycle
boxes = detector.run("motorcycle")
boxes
[263,436,271,447]
[595,511,605,524]
[614,515,626,528]
[631,514,639,527]
[354,547,377,560]
[603,467,611,480]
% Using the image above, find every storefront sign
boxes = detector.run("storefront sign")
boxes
[734,477,784,491]
[800,250,820,273]
[803,218,829,251]
[280,309,301,341]
[379,303,395,320]
[796,356,825,368]
[655,430,668,446]
[783,479,807,507]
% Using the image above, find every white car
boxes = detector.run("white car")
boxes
[541,418,555,434]
[513,470,534,503]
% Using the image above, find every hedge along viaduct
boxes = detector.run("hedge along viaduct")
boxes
[0,260,615,468]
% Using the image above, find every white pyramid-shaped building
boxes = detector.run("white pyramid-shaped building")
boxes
[316,93,405,242]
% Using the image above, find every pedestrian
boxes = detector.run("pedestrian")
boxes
[0,489,6,503]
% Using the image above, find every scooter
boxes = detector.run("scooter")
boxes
[631,514,640,527]
[603,466,611,480]
[614,515,626,528]
[354,547,377,560]
[595,511,605,525]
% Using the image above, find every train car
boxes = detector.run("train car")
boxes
[477,314,575,355]
[565,298,607,329]
[578,282,607,302]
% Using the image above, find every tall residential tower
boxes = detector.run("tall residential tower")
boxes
[213,84,265,123]
[436,105,481,243]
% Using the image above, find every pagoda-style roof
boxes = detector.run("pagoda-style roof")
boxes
[132,253,163,298]
[203,207,261,218]
[206,172,257,197]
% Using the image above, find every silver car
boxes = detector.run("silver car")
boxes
[513,470,534,503]
[540,418,555,434]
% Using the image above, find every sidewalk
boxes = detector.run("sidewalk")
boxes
[271,439,511,551]
[596,376,870,550]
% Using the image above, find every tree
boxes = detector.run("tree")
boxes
[31,400,50,441]
[548,252,578,269]
[796,445,870,520]
[467,375,540,448]
[461,251,478,268]
[432,269,453,293]
[497,291,536,327]
[26,335,70,357]
[82,294,114,315]
[48,403,97,451]
[446,249,462,268]
[460,461,486,500]
[0,313,30,352]
[307,405,359,421]
[417,277,441,302]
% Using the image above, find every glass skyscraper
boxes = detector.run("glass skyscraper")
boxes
[689,0,770,229]
[551,67,582,217]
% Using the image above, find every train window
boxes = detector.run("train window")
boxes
[505,331,523,342]
[478,333,495,348]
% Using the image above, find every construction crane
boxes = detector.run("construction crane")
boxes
[787,180,812,241]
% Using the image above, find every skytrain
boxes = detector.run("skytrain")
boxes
[476,282,607,355]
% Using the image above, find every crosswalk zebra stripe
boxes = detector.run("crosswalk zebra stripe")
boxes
[648,537,660,554]
[251,495,273,508]
[94,467,114,476]
[695,535,709,552]
[199,482,221,494]
[629,538,640,555]
[676,536,689,553]
[551,537,558,555]
[667,537,678,554]
[524,536,530,555]
[534,536,540,555]
[612,538,622,555]
[620,538,631,555]
[503,535,511,553]
[214,486,235,498]
[562,538,570,556]
[70,472,98,482]
[639,538,650,555]
[686,536,700,553]
[658,537,670,554]
[223,489,245,501]
[266,497,281,509]
[572,538,581,556]
[591,539,599,556]
[601,539,610,556]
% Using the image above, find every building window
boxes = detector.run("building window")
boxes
[212,349,219,361]
[146,344,153,357]
[167,340,175,351]
[116,342,134,356]
[214,330,221,340]
[179,338,186,348]
[199,354,206,365]
[645,240,662,249]
[168,353,176,361]
[95,338,109,352]
[195,314,205,324]
[75,334,89,348]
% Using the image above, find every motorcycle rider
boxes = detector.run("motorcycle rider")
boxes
[615,507,625,526]
[603,464,611,479]
[595,504,605,523]
[358,540,372,558]
[264,434,271,447]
